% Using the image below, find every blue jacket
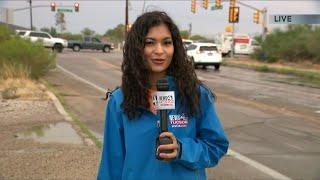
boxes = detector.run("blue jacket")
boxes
[97,77,229,180]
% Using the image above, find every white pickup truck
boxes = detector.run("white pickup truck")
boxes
[17,30,68,53]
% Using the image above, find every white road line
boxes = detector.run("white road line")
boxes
[227,150,291,180]
[198,75,205,81]
[57,65,106,93]
[284,142,304,152]
[58,65,292,180]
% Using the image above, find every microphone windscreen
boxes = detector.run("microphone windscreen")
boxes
[157,78,169,91]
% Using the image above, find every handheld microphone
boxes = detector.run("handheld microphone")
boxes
[155,78,174,161]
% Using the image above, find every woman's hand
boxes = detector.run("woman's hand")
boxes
[157,132,179,160]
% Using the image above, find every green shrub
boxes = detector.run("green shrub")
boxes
[0,25,14,42]
[255,65,269,72]
[2,86,19,99]
[0,25,56,79]
[253,25,320,64]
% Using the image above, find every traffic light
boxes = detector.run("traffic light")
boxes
[126,24,132,32]
[203,0,208,9]
[229,7,239,23]
[74,2,79,12]
[191,0,196,13]
[225,24,233,33]
[50,1,56,12]
[215,0,221,8]
[230,0,236,7]
[253,10,260,24]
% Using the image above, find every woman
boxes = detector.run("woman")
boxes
[97,11,229,180]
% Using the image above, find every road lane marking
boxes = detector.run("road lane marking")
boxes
[198,75,320,123]
[227,149,291,180]
[88,56,122,71]
[198,70,319,99]
[57,65,106,93]
[57,66,292,180]
[284,142,304,151]
[198,75,205,81]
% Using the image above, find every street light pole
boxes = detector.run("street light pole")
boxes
[28,0,33,30]
[125,0,129,38]
[231,22,235,58]
[262,7,268,41]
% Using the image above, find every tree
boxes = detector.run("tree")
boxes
[55,12,66,33]
[190,35,206,41]
[40,27,50,33]
[180,30,190,39]
[81,27,95,36]
[58,32,82,40]
[104,24,125,42]
[40,27,57,37]
[50,27,57,37]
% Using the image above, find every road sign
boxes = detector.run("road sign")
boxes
[57,8,73,13]
[211,5,223,10]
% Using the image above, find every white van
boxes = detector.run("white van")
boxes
[214,33,232,57]
[234,34,251,54]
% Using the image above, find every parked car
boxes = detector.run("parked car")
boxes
[67,37,114,53]
[186,42,222,70]
[182,39,193,49]
[17,30,68,53]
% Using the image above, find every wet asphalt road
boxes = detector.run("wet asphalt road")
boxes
[47,49,320,179]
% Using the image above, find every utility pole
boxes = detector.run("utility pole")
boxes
[142,0,146,13]
[237,1,268,41]
[262,7,268,41]
[28,0,33,30]
[230,0,236,58]
[125,0,129,38]
[188,23,192,39]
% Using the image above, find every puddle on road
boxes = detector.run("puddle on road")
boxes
[16,122,83,145]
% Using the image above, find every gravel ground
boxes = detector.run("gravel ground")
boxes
[0,82,101,180]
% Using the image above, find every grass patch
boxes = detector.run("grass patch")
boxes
[263,76,320,89]
[42,79,102,149]
[255,65,269,72]
[0,78,47,100]
[222,60,320,88]
[2,86,18,99]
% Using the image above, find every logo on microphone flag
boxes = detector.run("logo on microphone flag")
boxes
[153,91,175,110]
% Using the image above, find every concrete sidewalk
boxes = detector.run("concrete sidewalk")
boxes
[0,81,100,179]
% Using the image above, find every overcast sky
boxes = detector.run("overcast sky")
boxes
[1,0,319,37]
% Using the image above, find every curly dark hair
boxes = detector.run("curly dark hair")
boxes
[121,11,203,119]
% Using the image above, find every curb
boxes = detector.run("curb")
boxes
[46,90,73,122]
[43,85,95,147]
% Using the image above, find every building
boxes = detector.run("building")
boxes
[0,8,13,24]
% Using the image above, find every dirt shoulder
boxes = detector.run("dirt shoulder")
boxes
[0,79,100,180]
[224,56,320,72]
[223,56,320,88]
